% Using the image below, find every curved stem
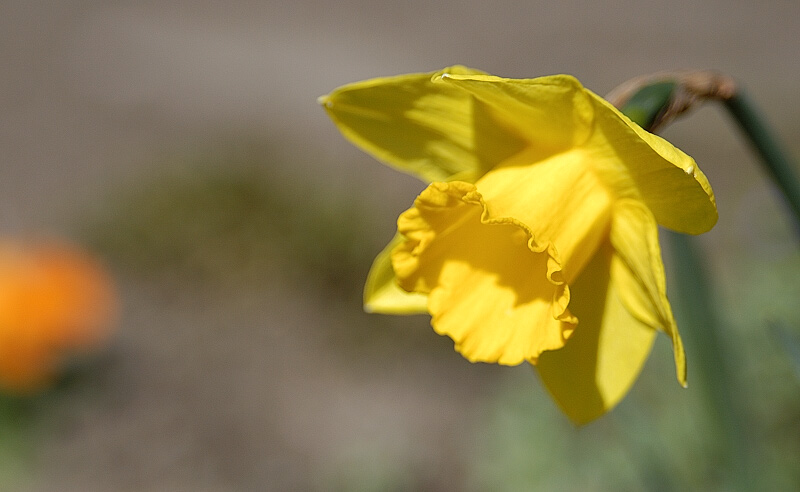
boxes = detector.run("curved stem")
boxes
[724,91,800,235]
[611,71,800,238]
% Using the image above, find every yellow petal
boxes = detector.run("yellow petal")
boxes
[363,234,428,314]
[392,182,576,364]
[537,243,657,424]
[586,94,717,235]
[609,199,687,386]
[474,148,613,283]
[319,66,527,183]
[433,73,594,159]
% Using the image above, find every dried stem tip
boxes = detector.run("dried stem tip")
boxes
[606,70,737,133]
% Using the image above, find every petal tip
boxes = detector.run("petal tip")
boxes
[316,95,333,108]
[430,73,450,84]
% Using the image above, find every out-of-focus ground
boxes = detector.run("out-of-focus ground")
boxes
[1,1,799,490]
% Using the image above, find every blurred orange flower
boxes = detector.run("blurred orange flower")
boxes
[0,240,117,393]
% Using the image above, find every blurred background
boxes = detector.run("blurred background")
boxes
[1,0,799,490]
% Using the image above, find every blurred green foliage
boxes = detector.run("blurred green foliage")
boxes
[83,146,376,298]
[0,396,34,488]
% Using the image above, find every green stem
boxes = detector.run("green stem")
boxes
[619,82,755,491]
[724,91,800,235]
[619,81,676,130]
[664,231,753,491]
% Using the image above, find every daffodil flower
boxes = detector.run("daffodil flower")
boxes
[320,66,717,423]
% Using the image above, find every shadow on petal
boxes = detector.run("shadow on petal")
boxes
[536,243,656,424]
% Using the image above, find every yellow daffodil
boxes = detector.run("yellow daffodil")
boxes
[319,66,717,423]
